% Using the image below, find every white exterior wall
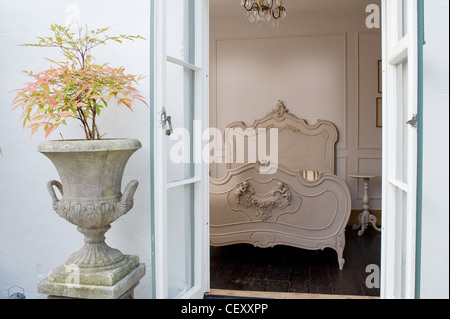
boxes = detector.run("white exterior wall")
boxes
[420,0,449,299]
[0,0,152,299]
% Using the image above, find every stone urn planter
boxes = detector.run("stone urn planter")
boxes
[37,139,146,299]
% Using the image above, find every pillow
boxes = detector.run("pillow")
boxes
[301,170,322,181]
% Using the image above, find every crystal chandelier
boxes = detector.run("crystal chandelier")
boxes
[241,0,287,26]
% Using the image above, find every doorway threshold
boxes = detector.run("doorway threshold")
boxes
[205,289,379,300]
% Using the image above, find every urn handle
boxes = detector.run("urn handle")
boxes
[112,180,139,221]
[47,180,63,202]
[123,180,139,203]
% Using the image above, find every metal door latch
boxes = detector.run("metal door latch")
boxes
[160,107,173,136]
[406,114,418,128]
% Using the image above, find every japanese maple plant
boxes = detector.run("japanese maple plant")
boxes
[12,24,147,140]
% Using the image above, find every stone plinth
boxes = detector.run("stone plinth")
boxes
[38,256,145,299]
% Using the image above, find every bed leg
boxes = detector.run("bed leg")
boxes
[336,230,346,270]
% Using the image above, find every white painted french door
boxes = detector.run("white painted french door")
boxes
[381,0,419,299]
[151,0,210,299]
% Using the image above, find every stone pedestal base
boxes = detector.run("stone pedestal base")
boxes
[38,256,145,299]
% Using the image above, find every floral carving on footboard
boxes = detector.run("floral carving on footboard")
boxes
[234,180,292,221]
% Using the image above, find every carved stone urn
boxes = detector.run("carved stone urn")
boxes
[37,139,146,299]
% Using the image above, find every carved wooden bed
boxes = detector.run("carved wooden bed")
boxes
[210,101,352,270]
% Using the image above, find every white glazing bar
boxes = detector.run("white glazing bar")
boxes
[167,55,201,71]
[389,35,409,65]
[167,177,201,189]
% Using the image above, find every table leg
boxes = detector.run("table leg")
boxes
[353,178,381,236]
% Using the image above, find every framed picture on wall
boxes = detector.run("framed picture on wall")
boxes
[377,98,382,128]
[378,60,382,93]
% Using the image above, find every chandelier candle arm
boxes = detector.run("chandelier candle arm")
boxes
[242,0,287,25]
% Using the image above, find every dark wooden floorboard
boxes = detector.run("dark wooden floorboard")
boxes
[210,227,381,297]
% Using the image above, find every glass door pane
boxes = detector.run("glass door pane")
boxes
[167,184,195,298]
[394,187,408,298]
[402,0,408,37]
[166,61,195,183]
[167,0,195,64]
[395,61,409,184]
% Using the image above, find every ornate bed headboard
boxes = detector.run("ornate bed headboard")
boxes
[225,101,338,174]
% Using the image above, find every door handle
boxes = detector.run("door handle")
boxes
[160,107,174,136]
[406,114,418,128]
[165,116,173,136]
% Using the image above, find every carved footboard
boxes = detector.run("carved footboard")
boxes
[210,164,352,270]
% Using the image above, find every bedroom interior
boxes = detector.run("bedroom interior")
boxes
[208,0,382,298]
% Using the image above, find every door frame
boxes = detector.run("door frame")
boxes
[150,0,210,299]
[380,0,420,299]
[149,0,422,300]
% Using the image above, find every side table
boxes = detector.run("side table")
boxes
[349,173,382,236]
